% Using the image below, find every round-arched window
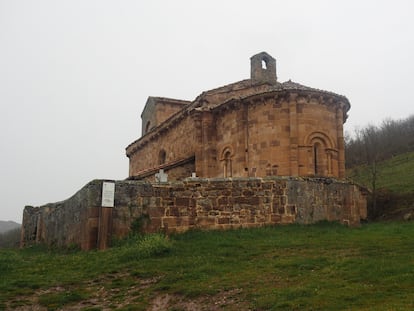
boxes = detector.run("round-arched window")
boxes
[221,148,233,178]
[159,149,166,165]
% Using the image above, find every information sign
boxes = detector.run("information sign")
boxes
[101,181,115,207]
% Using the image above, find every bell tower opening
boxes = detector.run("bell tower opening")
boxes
[250,52,277,84]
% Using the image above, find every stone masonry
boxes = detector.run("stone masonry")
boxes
[22,177,367,250]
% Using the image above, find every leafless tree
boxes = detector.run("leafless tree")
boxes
[345,114,414,217]
[346,114,414,168]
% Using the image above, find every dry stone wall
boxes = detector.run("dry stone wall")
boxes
[21,177,367,250]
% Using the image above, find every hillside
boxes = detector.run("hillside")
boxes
[347,151,414,193]
[347,151,414,219]
[0,221,20,234]
[1,223,414,310]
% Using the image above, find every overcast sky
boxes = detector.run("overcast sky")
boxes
[1,0,413,223]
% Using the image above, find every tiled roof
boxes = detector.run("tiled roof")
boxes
[126,78,350,154]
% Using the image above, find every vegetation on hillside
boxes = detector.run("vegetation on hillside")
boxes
[1,223,414,310]
[348,151,414,194]
[347,151,414,220]
[345,115,414,168]
[345,115,414,218]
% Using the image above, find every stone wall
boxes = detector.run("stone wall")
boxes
[21,181,103,250]
[21,177,367,250]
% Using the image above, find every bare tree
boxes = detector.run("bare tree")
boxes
[361,125,381,216]
[345,114,414,218]
[346,114,414,168]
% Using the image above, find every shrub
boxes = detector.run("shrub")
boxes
[119,234,172,262]
[130,214,150,235]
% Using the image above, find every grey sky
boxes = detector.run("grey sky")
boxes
[1,0,413,223]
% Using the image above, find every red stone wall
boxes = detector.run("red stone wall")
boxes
[205,95,345,179]
[21,178,367,250]
[244,98,292,177]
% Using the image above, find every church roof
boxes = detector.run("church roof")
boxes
[195,78,350,111]
[280,80,348,99]
[127,53,350,154]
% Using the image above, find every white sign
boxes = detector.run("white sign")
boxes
[101,181,115,207]
[155,169,168,183]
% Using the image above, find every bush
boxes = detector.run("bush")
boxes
[119,234,172,262]
[130,214,151,234]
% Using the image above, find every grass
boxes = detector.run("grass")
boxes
[347,151,414,194]
[37,290,87,310]
[1,223,414,310]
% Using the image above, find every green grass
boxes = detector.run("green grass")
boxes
[347,151,414,194]
[1,223,414,310]
[38,290,87,310]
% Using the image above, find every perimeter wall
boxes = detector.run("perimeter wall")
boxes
[21,177,367,250]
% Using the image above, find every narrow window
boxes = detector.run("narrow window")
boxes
[266,163,271,176]
[272,165,278,175]
[262,59,267,69]
[159,149,166,165]
[313,144,319,175]
[223,150,232,177]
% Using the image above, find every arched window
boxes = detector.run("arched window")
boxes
[305,132,335,177]
[221,147,233,178]
[159,149,166,165]
[313,143,321,175]
[224,150,232,177]
[272,165,278,175]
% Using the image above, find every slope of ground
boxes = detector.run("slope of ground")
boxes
[347,151,414,219]
[347,151,414,194]
[1,223,414,310]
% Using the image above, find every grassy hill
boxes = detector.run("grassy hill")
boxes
[1,223,414,310]
[347,151,414,219]
[347,151,414,194]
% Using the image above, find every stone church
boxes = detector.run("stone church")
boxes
[126,52,349,181]
[21,52,367,250]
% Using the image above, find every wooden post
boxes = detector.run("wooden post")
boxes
[97,206,113,250]
[97,181,115,250]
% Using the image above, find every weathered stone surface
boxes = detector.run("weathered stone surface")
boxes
[21,177,367,250]
[21,180,100,249]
